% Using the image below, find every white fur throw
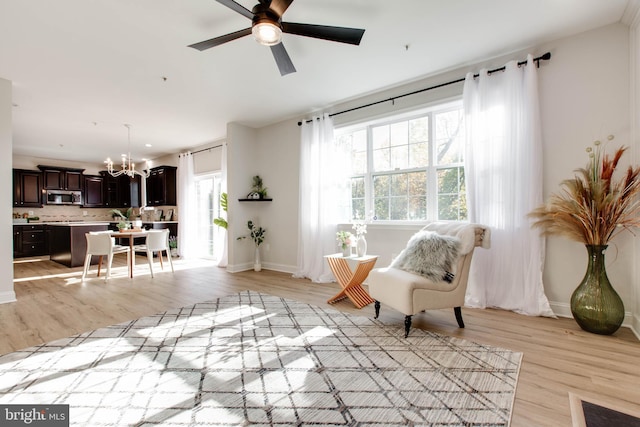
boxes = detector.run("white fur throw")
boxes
[390,230,461,282]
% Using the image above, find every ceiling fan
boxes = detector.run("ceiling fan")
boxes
[188,0,365,76]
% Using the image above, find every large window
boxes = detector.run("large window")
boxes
[336,101,466,222]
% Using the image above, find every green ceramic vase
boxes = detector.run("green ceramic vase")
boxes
[570,245,624,335]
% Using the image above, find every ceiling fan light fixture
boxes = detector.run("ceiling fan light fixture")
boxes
[252,21,282,46]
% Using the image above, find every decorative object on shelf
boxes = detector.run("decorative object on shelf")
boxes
[336,230,353,257]
[237,220,266,271]
[154,209,163,222]
[165,209,174,221]
[352,222,367,257]
[168,236,178,257]
[250,175,268,199]
[213,192,228,229]
[104,124,150,178]
[530,135,640,335]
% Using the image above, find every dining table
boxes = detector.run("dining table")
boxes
[108,229,149,278]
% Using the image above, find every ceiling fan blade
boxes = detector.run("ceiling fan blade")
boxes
[268,0,294,17]
[188,28,252,51]
[270,43,296,76]
[282,22,365,45]
[215,0,254,19]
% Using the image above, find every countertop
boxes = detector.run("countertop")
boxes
[14,221,179,226]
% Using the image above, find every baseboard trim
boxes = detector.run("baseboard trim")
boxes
[0,290,17,304]
[549,301,638,337]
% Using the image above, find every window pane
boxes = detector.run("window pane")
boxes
[374,196,389,220]
[390,122,408,146]
[408,171,426,196]
[437,167,460,193]
[409,142,428,168]
[390,197,408,220]
[372,125,389,150]
[390,145,408,170]
[409,117,428,143]
[435,109,464,165]
[408,196,427,220]
[390,173,407,196]
[351,177,365,198]
[373,175,389,198]
[352,198,365,221]
[373,148,390,172]
[437,167,467,221]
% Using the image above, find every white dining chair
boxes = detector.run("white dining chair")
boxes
[134,229,174,278]
[82,232,131,281]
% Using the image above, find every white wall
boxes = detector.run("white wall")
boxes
[229,23,639,329]
[630,12,640,335]
[538,24,634,320]
[2,78,16,303]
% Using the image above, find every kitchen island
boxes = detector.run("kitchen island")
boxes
[49,222,109,267]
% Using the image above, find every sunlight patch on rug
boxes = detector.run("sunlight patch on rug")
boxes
[0,291,522,426]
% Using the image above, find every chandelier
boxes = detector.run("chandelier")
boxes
[104,124,150,178]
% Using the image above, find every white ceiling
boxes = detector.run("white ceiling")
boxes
[0,0,632,167]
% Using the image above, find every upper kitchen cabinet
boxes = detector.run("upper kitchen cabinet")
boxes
[99,172,141,208]
[38,165,84,190]
[13,169,43,207]
[146,166,177,206]
[83,175,104,207]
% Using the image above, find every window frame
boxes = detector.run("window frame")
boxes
[335,98,465,224]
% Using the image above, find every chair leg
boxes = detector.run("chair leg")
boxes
[82,254,91,280]
[147,250,154,278]
[374,301,380,319]
[404,315,412,338]
[96,255,103,277]
[165,248,174,273]
[105,254,113,280]
[158,252,164,270]
[454,306,465,328]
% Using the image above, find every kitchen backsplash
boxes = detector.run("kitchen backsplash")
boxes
[13,205,177,222]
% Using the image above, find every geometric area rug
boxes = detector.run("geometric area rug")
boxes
[0,291,522,426]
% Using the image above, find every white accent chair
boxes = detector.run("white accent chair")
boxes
[368,221,491,337]
[134,229,174,278]
[82,232,131,281]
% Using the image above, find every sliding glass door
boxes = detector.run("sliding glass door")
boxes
[194,173,222,260]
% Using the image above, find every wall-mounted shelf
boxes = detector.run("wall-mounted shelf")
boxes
[238,198,273,202]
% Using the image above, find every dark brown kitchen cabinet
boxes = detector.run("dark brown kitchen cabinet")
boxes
[38,166,84,190]
[83,175,104,207]
[99,172,141,208]
[13,169,43,207]
[146,166,177,206]
[13,224,48,258]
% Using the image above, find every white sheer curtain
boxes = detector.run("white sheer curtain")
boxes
[463,54,555,317]
[217,143,228,267]
[294,114,350,282]
[177,152,197,259]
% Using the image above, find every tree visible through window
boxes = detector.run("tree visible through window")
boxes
[336,102,466,222]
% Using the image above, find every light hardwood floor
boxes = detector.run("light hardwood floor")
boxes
[4,255,640,426]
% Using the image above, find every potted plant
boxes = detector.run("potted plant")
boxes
[336,230,353,257]
[168,236,178,257]
[213,192,228,229]
[237,220,266,271]
[529,135,640,334]
[251,175,268,199]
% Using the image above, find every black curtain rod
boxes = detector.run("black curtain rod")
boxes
[297,52,551,126]
[181,143,224,157]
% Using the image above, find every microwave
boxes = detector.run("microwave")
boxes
[46,190,82,205]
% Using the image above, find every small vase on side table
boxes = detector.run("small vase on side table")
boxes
[356,235,367,257]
